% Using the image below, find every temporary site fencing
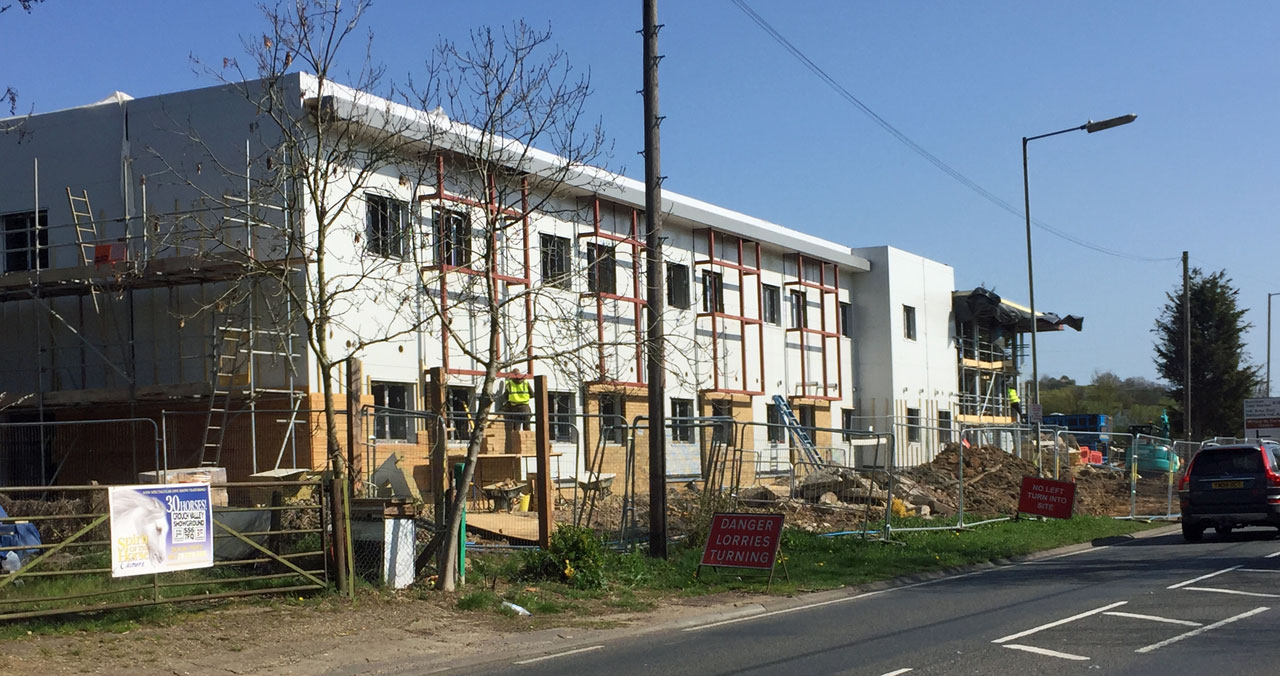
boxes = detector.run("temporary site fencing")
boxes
[0,406,1255,612]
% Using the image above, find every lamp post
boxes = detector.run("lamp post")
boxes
[1269,292,1280,396]
[1022,114,1136,446]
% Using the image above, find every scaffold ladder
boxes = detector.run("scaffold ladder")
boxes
[66,187,97,265]
[772,395,823,466]
[200,324,250,466]
[66,187,101,311]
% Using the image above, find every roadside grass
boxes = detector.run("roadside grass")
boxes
[0,516,1163,635]
[459,515,1164,617]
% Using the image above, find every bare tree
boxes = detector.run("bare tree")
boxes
[405,21,616,591]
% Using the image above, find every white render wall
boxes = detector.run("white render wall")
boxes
[851,246,957,464]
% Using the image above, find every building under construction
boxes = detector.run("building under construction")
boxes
[0,75,1082,498]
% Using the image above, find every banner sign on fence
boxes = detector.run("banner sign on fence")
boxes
[109,483,214,578]
[1017,476,1076,519]
[700,512,784,570]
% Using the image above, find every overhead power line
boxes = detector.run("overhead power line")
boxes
[730,0,1178,263]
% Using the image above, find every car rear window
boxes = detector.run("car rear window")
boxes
[1190,448,1265,476]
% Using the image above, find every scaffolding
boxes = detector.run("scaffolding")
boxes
[1,150,305,483]
[954,318,1018,423]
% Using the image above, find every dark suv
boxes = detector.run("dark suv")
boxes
[1179,442,1280,541]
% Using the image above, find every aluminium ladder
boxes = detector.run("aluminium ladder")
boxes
[199,324,250,466]
[772,395,825,466]
[66,187,102,311]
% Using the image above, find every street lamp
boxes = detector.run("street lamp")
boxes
[1269,292,1280,396]
[1022,114,1136,435]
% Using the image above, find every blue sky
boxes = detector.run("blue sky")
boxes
[6,1,1279,390]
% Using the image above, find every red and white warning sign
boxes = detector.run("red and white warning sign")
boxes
[700,512,784,570]
[1017,476,1076,519]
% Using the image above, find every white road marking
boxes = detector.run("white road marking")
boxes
[1002,644,1090,661]
[1103,611,1203,627]
[1168,565,1240,589]
[992,601,1127,644]
[1237,568,1280,573]
[683,569,994,632]
[878,669,913,676]
[512,645,603,665]
[1266,551,1280,559]
[1135,607,1269,654]
[1184,586,1280,598]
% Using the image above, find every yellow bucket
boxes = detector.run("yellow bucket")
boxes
[518,493,531,512]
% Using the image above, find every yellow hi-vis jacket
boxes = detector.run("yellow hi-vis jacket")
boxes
[1008,387,1020,404]
[506,379,532,405]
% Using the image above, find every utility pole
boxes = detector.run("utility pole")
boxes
[642,0,668,558]
[1183,251,1191,440]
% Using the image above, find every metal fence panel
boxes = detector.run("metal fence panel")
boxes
[0,480,327,620]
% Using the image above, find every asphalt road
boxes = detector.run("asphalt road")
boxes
[453,527,1280,676]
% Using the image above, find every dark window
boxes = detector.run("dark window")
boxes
[762,284,781,325]
[666,263,691,309]
[711,400,733,444]
[548,391,575,443]
[938,410,952,443]
[842,408,858,442]
[906,407,921,443]
[1190,447,1265,476]
[366,195,408,258]
[372,382,413,441]
[796,405,816,440]
[3,210,48,273]
[903,305,917,340]
[599,394,625,444]
[587,243,617,295]
[789,290,806,328]
[701,271,724,313]
[766,403,786,443]
[446,386,473,441]
[437,209,472,267]
[540,234,572,289]
[671,398,694,443]
[839,302,852,337]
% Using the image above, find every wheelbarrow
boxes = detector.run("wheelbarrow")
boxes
[481,481,528,512]
[577,473,616,497]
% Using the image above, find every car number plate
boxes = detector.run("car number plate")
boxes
[1211,480,1244,489]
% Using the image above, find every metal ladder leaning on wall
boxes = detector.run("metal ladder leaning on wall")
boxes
[199,322,250,466]
[65,187,102,311]
[772,395,825,466]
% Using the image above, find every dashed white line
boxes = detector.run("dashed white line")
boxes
[1168,565,1240,589]
[878,669,914,676]
[512,645,603,665]
[1103,611,1202,627]
[1002,644,1090,661]
[992,601,1127,644]
[1135,607,1269,654]
[1184,586,1280,598]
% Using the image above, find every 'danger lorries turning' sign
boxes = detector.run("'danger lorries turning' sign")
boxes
[700,512,784,570]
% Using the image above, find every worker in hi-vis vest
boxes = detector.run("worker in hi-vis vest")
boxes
[1007,385,1022,421]
[502,374,533,432]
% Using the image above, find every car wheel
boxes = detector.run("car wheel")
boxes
[1215,525,1234,536]
[1182,522,1204,542]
